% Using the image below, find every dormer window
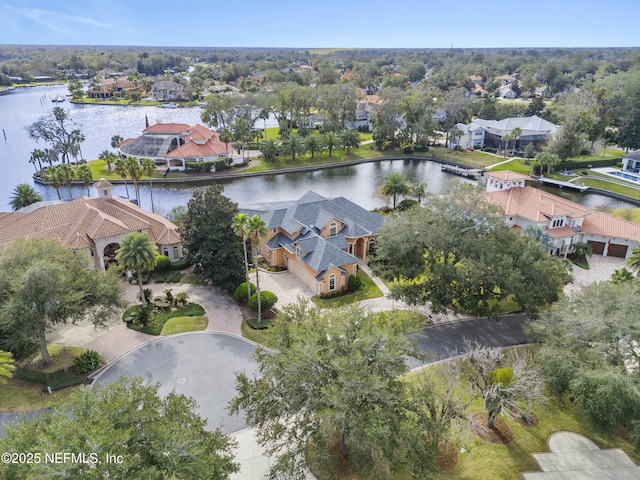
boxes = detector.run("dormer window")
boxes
[329,222,337,237]
[551,218,564,228]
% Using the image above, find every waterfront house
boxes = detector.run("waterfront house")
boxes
[0,179,183,270]
[622,150,640,173]
[240,192,384,295]
[118,122,232,171]
[485,171,640,258]
[452,115,559,153]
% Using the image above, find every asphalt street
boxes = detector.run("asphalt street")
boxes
[407,313,530,369]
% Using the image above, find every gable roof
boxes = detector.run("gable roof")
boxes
[458,115,559,139]
[623,150,640,161]
[484,171,530,182]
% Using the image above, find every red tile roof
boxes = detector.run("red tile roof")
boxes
[582,211,640,242]
[143,123,190,134]
[485,171,530,182]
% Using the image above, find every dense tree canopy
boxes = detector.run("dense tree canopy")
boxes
[179,185,245,290]
[0,377,238,479]
[527,279,640,447]
[230,302,442,479]
[371,186,571,318]
[0,238,124,362]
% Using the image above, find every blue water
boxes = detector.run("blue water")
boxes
[609,170,640,183]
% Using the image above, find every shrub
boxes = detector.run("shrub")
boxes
[234,282,257,303]
[347,275,359,292]
[215,159,230,171]
[73,350,104,374]
[185,161,215,172]
[168,258,189,271]
[248,290,278,312]
[397,199,418,211]
[155,255,171,273]
[483,147,497,154]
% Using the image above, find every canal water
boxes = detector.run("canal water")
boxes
[0,84,635,212]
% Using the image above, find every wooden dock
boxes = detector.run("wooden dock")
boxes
[537,177,589,192]
[440,164,483,179]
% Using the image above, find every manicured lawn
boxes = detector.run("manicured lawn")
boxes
[611,207,640,223]
[241,320,276,348]
[310,269,382,308]
[577,177,640,200]
[22,345,86,373]
[489,159,534,174]
[430,146,503,169]
[179,273,205,284]
[71,98,162,106]
[0,379,78,412]
[126,302,206,336]
[160,315,207,335]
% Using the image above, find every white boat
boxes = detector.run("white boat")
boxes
[51,95,65,103]
[160,102,178,109]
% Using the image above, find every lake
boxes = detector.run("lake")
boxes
[0,84,635,212]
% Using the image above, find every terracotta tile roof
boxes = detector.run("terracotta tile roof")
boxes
[486,186,591,222]
[544,225,578,238]
[484,171,530,182]
[582,211,640,242]
[0,195,181,251]
[143,123,190,134]
[166,138,230,157]
[94,178,113,189]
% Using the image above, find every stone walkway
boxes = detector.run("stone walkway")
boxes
[523,431,640,479]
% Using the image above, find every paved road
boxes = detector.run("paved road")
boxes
[407,313,530,369]
[91,332,259,435]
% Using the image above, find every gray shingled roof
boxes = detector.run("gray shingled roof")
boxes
[241,191,385,278]
[623,150,640,161]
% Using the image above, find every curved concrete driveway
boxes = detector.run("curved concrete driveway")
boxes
[92,332,258,435]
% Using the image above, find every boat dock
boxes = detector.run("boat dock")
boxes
[537,176,589,192]
[440,164,483,179]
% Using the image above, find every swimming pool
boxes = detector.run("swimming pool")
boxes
[609,170,640,182]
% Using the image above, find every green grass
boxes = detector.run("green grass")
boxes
[309,357,639,480]
[611,207,640,223]
[429,146,503,169]
[22,345,86,373]
[241,320,277,348]
[569,255,590,270]
[126,302,206,336]
[71,97,162,106]
[0,378,78,412]
[310,269,382,308]
[489,159,534,174]
[179,273,204,284]
[577,177,640,200]
[160,315,207,335]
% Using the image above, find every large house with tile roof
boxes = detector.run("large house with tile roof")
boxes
[240,192,384,295]
[484,171,640,258]
[118,123,232,171]
[0,179,183,270]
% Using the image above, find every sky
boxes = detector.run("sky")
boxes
[0,0,638,49]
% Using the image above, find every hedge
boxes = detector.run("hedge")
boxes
[557,158,620,170]
[14,366,87,392]
[248,290,278,312]
[234,282,257,303]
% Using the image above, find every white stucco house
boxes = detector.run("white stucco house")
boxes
[485,170,640,258]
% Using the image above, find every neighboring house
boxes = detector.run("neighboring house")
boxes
[452,115,559,152]
[498,84,518,98]
[87,79,140,99]
[151,79,185,101]
[622,150,640,173]
[484,170,640,258]
[0,179,183,270]
[240,191,385,295]
[119,122,233,171]
[347,95,382,130]
[495,74,516,86]
[534,85,552,98]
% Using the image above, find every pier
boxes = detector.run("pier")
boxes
[440,164,483,179]
[537,176,589,192]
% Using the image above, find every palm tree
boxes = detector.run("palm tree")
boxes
[9,184,43,211]
[323,131,338,157]
[247,215,267,323]
[0,350,15,385]
[30,148,45,172]
[305,135,321,158]
[339,129,361,154]
[627,245,640,274]
[75,164,93,196]
[141,158,157,213]
[280,133,306,162]
[57,163,74,198]
[70,129,85,162]
[126,157,143,206]
[116,232,157,308]
[43,167,62,200]
[219,128,233,155]
[511,127,522,156]
[535,152,559,175]
[232,213,252,300]
[114,157,130,198]
[502,133,513,158]
[382,172,410,209]
[111,134,124,151]
[99,150,115,171]
[411,182,427,205]
[260,138,279,161]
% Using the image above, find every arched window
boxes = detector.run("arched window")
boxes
[329,222,337,237]
[329,274,336,291]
